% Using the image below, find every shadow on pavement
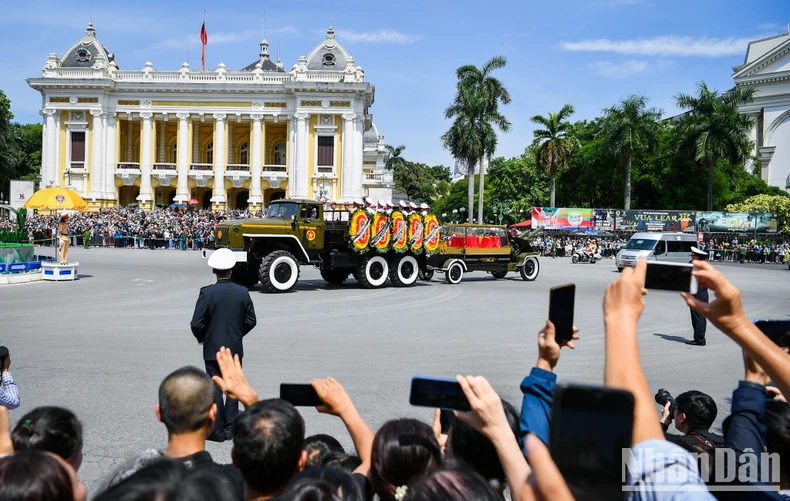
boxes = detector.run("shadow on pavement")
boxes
[653,332,691,344]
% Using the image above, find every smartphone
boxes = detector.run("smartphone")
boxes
[439,409,454,434]
[409,377,471,411]
[644,262,698,293]
[549,284,576,344]
[754,320,790,347]
[279,384,323,407]
[550,384,634,499]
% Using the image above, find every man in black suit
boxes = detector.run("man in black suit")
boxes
[190,248,257,442]
[686,246,709,346]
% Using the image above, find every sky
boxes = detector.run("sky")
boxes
[1,0,788,167]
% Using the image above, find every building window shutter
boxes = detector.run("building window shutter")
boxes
[71,132,86,161]
[317,136,334,166]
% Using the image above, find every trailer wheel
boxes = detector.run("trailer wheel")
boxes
[357,255,389,289]
[491,270,508,279]
[419,269,434,282]
[390,255,419,287]
[231,263,259,288]
[520,257,539,281]
[321,268,350,285]
[445,262,464,284]
[259,251,300,292]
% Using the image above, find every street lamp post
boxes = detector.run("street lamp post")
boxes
[459,207,466,223]
[492,199,512,225]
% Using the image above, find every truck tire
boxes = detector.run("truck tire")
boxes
[321,268,350,285]
[357,255,389,289]
[419,269,435,282]
[520,257,539,281]
[231,263,259,288]
[390,255,419,287]
[259,251,300,293]
[445,262,464,284]
[491,270,508,279]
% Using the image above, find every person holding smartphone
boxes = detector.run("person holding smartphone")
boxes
[0,347,20,409]
[686,247,710,346]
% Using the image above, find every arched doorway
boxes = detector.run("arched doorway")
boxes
[202,191,212,209]
[118,186,140,207]
[235,191,249,210]
[264,188,286,206]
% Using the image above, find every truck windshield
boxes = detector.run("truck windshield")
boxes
[266,202,299,219]
[624,238,658,251]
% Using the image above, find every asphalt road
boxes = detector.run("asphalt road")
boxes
[1,248,788,494]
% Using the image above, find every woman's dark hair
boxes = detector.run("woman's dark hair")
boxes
[403,462,501,501]
[765,400,790,488]
[304,434,344,469]
[0,451,74,501]
[447,399,519,485]
[11,407,83,467]
[281,468,364,501]
[321,451,362,474]
[369,418,443,501]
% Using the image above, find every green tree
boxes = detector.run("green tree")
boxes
[675,82,756,211]
[0,89,17,196]
[384,144,407,171]
[726,194,790,235]
[442,56,511,223]
[599,94,662,210]
[530,105,579,207]
[486,150,550,221]
[394,161,436,202]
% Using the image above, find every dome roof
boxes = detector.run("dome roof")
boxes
[364,123,380,144]
[242,38,286,72]
[304,25,351,71]
[60,22,117,69]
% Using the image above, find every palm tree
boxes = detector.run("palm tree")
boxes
[443,56,511,223]
[384,144,407,171]
[599,94,662,210]
[530,105,579,207]
[675,82,755,211]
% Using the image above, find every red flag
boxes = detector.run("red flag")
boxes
[199,18,208,70]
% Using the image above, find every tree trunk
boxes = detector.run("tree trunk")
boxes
[477,157,485,224]
[467,163,474,224]
[549,174,556,207]
[707,157,715,211]
[624,153,632,210]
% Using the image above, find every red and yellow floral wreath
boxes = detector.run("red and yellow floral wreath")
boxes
[390,211,408,253]
[349,209,371,252]
[423,214,440,253]
[370,212,391,252]
[408,213,424,253]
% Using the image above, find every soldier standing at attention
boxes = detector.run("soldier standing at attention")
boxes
[686,246,709,346]
[190,248,257,442]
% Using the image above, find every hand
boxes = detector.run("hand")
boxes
[311,377,353,417]
[211,347,258,407]
[659,401,673,425]
[681,260,749,334]
[0,406,12,455]
[454,375,512,442]
[537,321,579,371]
[521,433,575,501]
[604,258,648,327]
[431,409,448,449]
[2,353,10,373]
[767,386,787,402]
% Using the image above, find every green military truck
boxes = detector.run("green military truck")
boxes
[208,198,429,293]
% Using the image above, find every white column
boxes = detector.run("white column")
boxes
[288,115,296,197]
[352,115,364,198]
[192,120,201,163]
[210,113,226,204]
[126,117,133,162]
[176,112,190,202]
[90,109,104,197]
[294,112,309,198]
[42,109,58,187]
[227,121,234,164]
[250,114,263,205]
[104,112,117,199]
[40,111,47,188]
[138,112,153,203]
[158,118,166,162]
[341,113,355,200]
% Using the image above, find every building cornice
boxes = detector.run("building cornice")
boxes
[733,37,790,79]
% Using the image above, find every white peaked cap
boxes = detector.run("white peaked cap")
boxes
[378,199,386,208]
[409,202,418,209]
[420,203,429,209]
[385,201,393,208]
[399,201,408,208]
[207,248,236,271]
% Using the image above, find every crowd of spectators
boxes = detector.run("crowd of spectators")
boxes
[1,259,789,500]
[530,236,626,258]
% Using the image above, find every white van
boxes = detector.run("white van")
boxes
[615,232,698,271]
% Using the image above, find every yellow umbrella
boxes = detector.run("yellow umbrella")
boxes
[24,187,88,212]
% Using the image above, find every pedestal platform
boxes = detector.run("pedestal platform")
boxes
[42,262,80,281]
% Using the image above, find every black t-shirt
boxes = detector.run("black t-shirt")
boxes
[180,450,244,496]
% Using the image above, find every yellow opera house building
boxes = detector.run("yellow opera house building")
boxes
[27,22,394,210]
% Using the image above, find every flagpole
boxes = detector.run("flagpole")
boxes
[186,34,189,67]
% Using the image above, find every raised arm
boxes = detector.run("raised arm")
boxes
[603,259,664,445]
[211,347,259,407]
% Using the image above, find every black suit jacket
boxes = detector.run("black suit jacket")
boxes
[190,278,257,360]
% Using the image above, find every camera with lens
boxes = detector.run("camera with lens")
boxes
[655,388,675,410]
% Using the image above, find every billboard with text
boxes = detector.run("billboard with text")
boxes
[696,212,777,233]
[9,180,35,210]
[531,208,595,229]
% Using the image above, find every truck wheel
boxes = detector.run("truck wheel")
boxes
[259,251,300,293]
[520,257,539,281]
[231,263,259,288]
[419,269,434,282]
[321,268,349,285]
[491,270,508,279]
[357,255,389,289]
[390,255,419,287]
[571,255,579,264]
[445,262,464,284]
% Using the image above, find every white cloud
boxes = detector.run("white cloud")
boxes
[588,60,651,78]
[334,29,420,44]
[560,35,753,57]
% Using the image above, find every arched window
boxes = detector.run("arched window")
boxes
[240,142,249,165]
[171,142,178,163]
[273,142,286,166]
[206,142,213,164]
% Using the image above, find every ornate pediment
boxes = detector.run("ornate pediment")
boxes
[734,35,790,80]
